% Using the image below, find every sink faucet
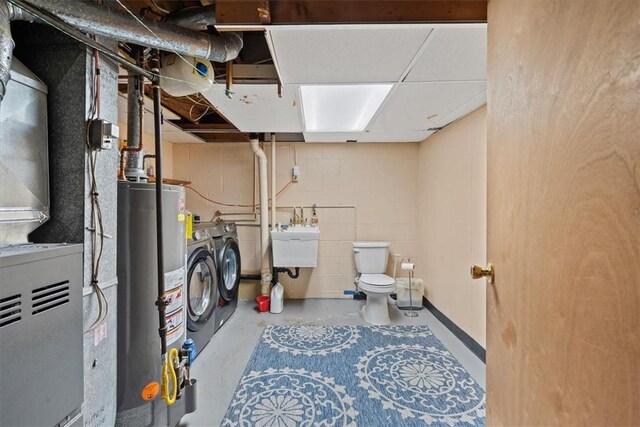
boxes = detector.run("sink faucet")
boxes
[291,206,305,225]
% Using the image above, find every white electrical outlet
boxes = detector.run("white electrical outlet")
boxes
[292,165,301,182]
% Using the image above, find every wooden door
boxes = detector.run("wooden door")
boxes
[486,1,640,425]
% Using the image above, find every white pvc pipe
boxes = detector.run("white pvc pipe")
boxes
[250,136,271,295]
[271,134,276,230]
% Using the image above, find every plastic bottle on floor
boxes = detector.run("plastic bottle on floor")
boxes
[270,282,284,314]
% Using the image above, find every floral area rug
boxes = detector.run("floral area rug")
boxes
[221,325,485,427]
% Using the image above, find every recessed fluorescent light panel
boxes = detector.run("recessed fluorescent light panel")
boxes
[301,84,392,132]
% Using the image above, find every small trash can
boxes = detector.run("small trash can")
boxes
[395,278,424,310]
[256,295,270,313]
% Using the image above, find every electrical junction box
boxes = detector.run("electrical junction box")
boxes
[292,165,301,182]
[89,119,119,150]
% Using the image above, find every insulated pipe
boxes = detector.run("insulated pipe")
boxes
[123,47,147,181]
[164,5,216,31]
[7,0,154,81]
[20,0,242,62]
[250,134,272,295]
[270,134,276,229]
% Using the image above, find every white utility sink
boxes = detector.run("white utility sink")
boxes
[271,226,320,267]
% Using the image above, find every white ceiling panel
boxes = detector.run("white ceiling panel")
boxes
[303,132,360,143]
[163,129,204,144]
[303,130,433,143]
[432,90,487,129]
[370,82,486,132]
[202,84,303,132]
[404,26,487,82]
[268,25,433,84]
[356,130,434,143]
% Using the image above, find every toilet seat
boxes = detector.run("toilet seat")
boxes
[359,274,395,293]
[360,274,395,286]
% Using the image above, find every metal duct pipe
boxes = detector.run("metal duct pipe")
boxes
[164,5,216,31]
[250,134,272,296]
[20,0,242,62]
[0,0,32,102]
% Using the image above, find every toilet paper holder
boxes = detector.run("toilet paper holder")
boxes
[401,261,415,271]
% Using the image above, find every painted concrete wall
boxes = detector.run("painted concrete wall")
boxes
[418,106,487,347]
[172,142,420,299]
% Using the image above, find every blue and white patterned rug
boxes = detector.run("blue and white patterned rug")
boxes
[221,325,485,427]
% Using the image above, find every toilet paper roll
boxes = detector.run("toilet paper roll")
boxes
[401,262,415,271]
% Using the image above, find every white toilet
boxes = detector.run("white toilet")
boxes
[353,241,395,325]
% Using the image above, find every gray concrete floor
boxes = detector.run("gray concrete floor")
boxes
[179,298,485,427]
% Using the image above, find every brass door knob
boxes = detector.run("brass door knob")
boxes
[470,263,494,284]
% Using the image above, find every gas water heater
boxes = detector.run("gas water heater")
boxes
[116,182,196,426]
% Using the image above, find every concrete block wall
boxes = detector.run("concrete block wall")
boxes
[172,142,420,299]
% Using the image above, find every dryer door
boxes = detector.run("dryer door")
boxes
[186,247,218,331]
[218,239,241,301]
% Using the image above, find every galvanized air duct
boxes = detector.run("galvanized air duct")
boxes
[20,0,242,63]
[0,0,32,102]
[164,5,217,31]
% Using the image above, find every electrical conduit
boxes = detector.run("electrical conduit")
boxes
[250,134,272,295]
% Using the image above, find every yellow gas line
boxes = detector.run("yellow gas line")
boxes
[161,348,179,406]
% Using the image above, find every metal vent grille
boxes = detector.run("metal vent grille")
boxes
[0,294,22,328]
[32,281,70,315]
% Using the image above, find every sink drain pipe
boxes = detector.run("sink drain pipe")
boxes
[250,134,272,295]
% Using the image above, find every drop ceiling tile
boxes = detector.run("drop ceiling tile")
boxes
[357,130,434,143]
[163,129,204,144]
[404,26,487,82]
[268,25,433,84]
[303,132,361,143]
[432,90,486,129]
[303,130,433,143]
[370,82,487,132]
[202,84,303,132]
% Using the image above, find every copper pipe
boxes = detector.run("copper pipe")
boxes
[118,145,147,180]
[118,147,126,180]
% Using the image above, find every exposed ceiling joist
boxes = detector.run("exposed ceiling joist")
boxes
[191,132,250,143]
[170,122,243,133]
[215,1,487,26]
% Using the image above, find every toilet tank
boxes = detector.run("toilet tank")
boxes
[353,242,390,273]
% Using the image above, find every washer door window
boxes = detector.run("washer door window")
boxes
[187,248,218,331]
[219,239,241,301]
